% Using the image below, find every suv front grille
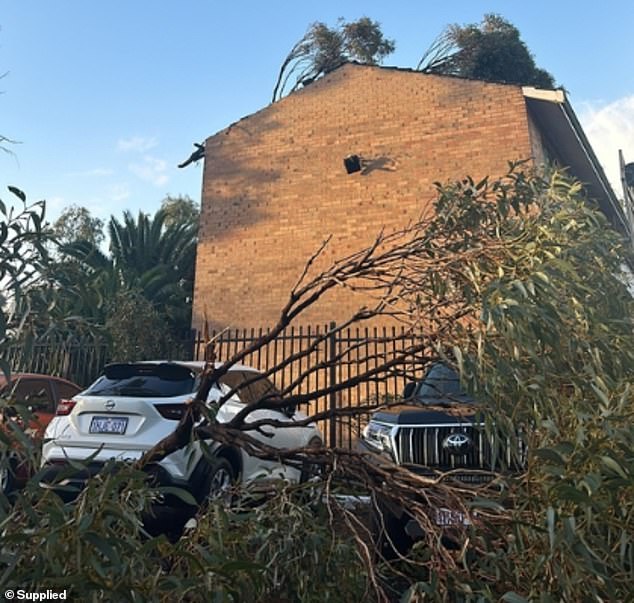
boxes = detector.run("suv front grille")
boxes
[396,424,525,473]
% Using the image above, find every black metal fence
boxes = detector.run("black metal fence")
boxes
[5,337,110,388]
[190,323,428,447]
[7,324,428,447]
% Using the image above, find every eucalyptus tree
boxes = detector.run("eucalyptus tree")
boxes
[160,194,199,230]
[138,166,634,601]
[0,187,49,378]
[273,17,395,101]
[418,13,555,88]
[52,204,104,248]
[22,205,112,338]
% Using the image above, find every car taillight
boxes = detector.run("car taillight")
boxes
[154,404,185,421]
[56,399,77,416]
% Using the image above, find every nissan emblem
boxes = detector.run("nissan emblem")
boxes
[104,400,116,411]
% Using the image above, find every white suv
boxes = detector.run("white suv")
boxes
[41,361,322,501]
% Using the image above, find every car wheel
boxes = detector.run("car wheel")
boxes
[201,457,236,505]
[300,436,323,483]
[370,497,414,560]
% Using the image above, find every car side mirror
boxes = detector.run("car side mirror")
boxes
[281,404,296,418]
[402,382,417,399]
[206,385,222,404]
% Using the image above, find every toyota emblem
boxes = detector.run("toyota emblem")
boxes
[442,432,472,455]
[104,400,116,411]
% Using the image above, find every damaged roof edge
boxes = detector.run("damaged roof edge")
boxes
[523,86,629,236]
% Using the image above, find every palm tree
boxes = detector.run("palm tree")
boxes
[107,209,196,323]
[59,208,197,347]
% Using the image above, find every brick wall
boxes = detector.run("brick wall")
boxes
[193,64,535,331]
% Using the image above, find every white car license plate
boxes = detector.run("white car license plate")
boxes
[89,416,129,435]
[433,507,470,527]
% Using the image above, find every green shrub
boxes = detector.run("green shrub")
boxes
[0,464,367,602]
[387,168,634,601]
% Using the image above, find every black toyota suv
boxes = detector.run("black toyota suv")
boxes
[360,363,525,553]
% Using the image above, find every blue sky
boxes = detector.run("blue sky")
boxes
[1,1,633,225]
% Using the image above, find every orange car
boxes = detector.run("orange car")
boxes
[0,373,82,493]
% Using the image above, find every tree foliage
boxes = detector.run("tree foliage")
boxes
[0,67,17,156]
[0,468,365,602]
[52,204,105,247]
[442,171,633,601]
[105,289,185,361]
[0,187,49,378]
[273,17,395,101]
[59,207,197,354]
[160,195,199,230]
[418,13,556,88]
[13,204,197,360]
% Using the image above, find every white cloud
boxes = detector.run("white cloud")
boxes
[129,156,169,187]
[578,95,634,195]
[117,136,158,153]
[109,184,131,203]
[65,167,114,178]
[46,196,68,216]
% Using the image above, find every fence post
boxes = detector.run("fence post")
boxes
[186,328,197,361]
[328,321,337,448]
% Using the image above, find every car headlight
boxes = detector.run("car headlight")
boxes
[361,421,395,454]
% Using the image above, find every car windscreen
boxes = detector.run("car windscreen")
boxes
[83,363,198,398]
[415,363,474,404]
